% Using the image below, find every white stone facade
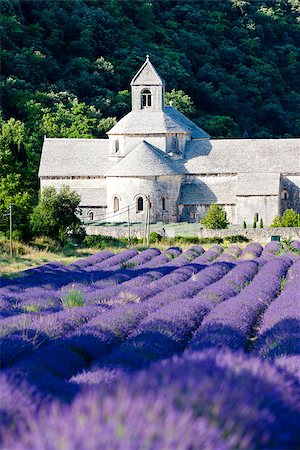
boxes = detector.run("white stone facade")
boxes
[39,56,300,226]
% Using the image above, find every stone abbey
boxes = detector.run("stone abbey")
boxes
[39,56,300,225]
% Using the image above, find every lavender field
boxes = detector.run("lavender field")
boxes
[1,241,300,449]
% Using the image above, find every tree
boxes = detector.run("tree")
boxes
[200,204,229,229]
[165,89,195,116]
[30,186,85,244]
[259,218,264,228]
[270,209,300,227]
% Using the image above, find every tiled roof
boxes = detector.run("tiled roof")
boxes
[131,56,164,86]
[106,141,180,177]
[178,178,237,204]
[184,139,300,174]
[107,106,209,138]
[237,173,280,196]
[39,138,113,177]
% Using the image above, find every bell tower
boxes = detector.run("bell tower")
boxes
[130,55,165,112]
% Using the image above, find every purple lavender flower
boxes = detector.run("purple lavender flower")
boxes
[190,257,291,352]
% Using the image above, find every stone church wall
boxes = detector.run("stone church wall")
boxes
[106,175,181,223]
[236,195,279,226]
[280,175,300,215]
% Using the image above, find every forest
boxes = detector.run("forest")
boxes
[0,0,300,238]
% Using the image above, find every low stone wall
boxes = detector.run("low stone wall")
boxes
[85,224,300,243]
[85,225,144,239]
[198,227,300,242]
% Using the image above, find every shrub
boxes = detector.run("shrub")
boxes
[61,290,84,308]
[271,210,300,228]
[226,235,249,243]
[243,220,247,229]
[149,232,162,243]
[31,186,85,245]
[260,218,264,229]
[200,204,229,229]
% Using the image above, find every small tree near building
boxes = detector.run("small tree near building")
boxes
[271,209,300,228]
[200,204,229,229]
[30,186,85,244]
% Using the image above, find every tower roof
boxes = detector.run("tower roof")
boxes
[107,106,209,138]
[130,55,164,86]
[106,141,180,177]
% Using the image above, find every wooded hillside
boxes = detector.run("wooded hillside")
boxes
[1,0,300,237]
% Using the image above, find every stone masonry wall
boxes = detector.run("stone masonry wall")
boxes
[85,224,300,243]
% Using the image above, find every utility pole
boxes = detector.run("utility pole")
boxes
[143,197,147,246]
[9,203,13,257]
[127,205,131,246]
[146,195,151,247]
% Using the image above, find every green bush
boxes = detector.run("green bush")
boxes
[83,235,128,249]
[271,209,300,228]
[61,290,84,308]
[149,231,162,243]
[226,235,249,243]
[200,204,229,229]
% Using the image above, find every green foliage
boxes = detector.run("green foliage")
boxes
[200,204,229,229]
[253,216,257,229]
[271,209,300,227]
[82,235,129,249]
[260,218,264,228]
[243,220,247,229]
[1,0,300,237]
[149,231,162,243]
[270,215,282,228]
[226,235,249,243]
[61,290,84,308]
[165,90,195,115]
[199,115,240,138]
[30,186,85,244]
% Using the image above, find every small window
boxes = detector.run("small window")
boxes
[162,196,168,211]
[88,211,94,221]
[115,140,119,153]
[190,211,197,221]
[172,136,179,151]
[254,213,259,222]
[141,89,152,108]
[137,196,144,212]
[281,190,289,200]
[113,196,120,213]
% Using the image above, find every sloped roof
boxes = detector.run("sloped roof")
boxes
[237,173,280,196]
[178,178,237,204]
[107,107,209,138]
[131,55,164,86]
[107,109,189,135]
[165,106,210,139]
[184,139,300,174]
[39,138,113,177]
[106,141,180,177]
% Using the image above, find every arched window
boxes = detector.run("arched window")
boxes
[88,211,94,221]
[141,89,152,108]
[162,196,168,211]
[137,196,144,212]
[190,211,197,222]
[113,196,120,213]
[281,190,289,200]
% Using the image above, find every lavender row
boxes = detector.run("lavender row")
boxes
[190,256,292,352]
[255,259,300,377]
[80,263,233,372]
[6,348,300,450]
[74,261,258,377]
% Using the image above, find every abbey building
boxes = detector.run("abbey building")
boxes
[39,56,300,225]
